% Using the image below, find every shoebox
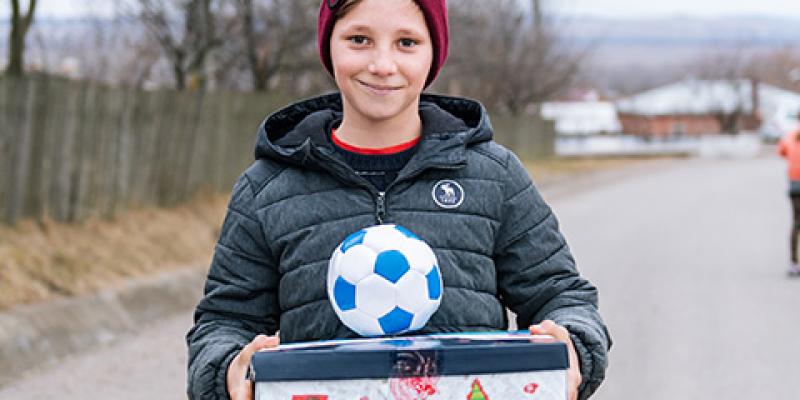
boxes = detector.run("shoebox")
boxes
[250,331,568,400]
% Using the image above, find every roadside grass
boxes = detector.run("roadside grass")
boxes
[525,156,664,187]
[0,156,667,310]
[0,190,227,310]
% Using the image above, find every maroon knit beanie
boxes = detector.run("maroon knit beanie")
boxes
[318,0,449,88]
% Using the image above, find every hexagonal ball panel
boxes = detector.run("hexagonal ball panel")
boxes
[394,270,429,313]
[356,275,397,318]
[339,309,383,336]
[337,244,377,284]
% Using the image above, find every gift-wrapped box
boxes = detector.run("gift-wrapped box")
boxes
[251,331,568,400]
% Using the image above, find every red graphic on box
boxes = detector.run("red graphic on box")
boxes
[524,383,539,395]
[466,378,489,400]
[291,396,328,400]
[389,376,440,399]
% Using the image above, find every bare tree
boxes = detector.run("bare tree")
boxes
[685,45,759,133]
[6,0,38,76]
[439,0,584,115]
[135,0,228,90]
[230,0,319,92]
[747,47,800,90]
[531,0,542,34]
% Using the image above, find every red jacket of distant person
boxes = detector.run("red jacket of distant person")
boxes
[778,127,800,181]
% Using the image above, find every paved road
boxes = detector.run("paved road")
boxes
[0,313,192,399]
[1,156,797,399]
[557,156,798,399]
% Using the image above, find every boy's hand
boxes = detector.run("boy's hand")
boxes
[226,334,280,400]
[529,320,582,400]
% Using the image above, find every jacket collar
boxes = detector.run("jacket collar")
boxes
[254,92,493,183]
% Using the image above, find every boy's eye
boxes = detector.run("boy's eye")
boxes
[347,35,369,45]
[399,38,418,48]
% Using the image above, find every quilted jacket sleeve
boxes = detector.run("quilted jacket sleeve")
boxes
[186,174,280,400]
[494,152,612,400]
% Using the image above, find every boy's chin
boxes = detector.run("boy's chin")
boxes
[350,101,416,123]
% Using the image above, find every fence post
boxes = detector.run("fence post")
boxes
[0,78,10,223]
[7,78,37,225]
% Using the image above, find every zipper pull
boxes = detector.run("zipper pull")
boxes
[376,191,386,224]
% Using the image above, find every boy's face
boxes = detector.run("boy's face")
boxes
[330,0,433,124]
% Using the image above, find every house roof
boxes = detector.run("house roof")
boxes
[615,79,800,117]
[541,101,622,135]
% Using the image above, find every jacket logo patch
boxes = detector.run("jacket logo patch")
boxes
[432,180,464,209]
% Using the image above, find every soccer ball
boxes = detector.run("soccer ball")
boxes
[327,224,443,336]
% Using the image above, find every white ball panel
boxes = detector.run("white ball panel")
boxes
[339,309,384,337]
[394,271,429,313]
[361,225,408,253]
[355,275,397,318]
[397,239,437,275]
[337,244,377,284]
[409,301,437,331]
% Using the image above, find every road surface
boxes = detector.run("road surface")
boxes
[1,155,797,399]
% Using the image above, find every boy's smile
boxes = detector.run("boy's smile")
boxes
[357,80,403,96]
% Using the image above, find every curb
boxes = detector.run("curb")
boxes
[0,267,206,387]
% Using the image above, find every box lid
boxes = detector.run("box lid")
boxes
[251,331,569,382]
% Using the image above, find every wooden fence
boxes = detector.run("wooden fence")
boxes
[0,75,554,225]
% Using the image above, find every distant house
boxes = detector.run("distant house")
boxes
[540,101,622,136]
[615,79,800,138]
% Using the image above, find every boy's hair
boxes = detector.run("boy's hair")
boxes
[317,0,449,88]
[334,0,362,19]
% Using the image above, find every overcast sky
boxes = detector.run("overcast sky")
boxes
[3,0,800,19]
[553,0,800,19]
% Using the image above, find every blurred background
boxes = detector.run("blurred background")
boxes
[0,0,799,399]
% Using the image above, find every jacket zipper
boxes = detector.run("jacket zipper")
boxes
[376,191,387,224]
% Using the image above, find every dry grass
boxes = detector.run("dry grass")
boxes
[525,156,666,187]
[0,190,228,310]
[0,156,664,310]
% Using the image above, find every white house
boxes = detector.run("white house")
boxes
[540,101,622,136]
[614,79,800,138]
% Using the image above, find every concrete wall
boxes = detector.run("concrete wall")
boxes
[491,115,556,159]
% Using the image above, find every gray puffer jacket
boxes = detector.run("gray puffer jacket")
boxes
[186,93,611,399]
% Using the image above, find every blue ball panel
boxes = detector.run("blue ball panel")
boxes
[394,225,420,240]
[426,267,441,300]
[333,277,357,311]
[341,230,367,253]
[378,307,414,334]
[374,250,410,284]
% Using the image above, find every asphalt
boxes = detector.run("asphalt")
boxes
[556,156,799,399]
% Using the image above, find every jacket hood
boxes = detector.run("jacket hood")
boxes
[254,93,493,169]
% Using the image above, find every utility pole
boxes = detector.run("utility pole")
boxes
[7,0,38,76]
[532,0,542,35]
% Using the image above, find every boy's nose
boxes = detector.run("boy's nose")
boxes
[368,49,398,76]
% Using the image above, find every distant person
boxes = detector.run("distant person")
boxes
[186,1,611,399]
[777,111,800,276]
